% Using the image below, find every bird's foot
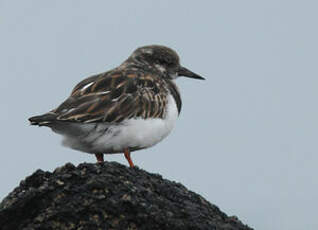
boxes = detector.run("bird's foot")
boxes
[95,153,104,163]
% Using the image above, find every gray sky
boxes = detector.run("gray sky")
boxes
[1,1,317,229]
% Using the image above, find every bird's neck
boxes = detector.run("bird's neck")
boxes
[165,80,182,115]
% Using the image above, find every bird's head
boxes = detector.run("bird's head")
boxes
[128,45,205,81]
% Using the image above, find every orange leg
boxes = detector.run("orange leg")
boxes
[124,148,134,168]
[95,153,104,163]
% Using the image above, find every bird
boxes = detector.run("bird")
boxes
[29,45,205,167]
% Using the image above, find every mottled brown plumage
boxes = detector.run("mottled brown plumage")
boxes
[29,45,204,167]
[53,68,177,124]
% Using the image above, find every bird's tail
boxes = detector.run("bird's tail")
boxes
[28,112,58,126]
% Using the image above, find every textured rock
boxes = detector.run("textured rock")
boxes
[0,162,253,230]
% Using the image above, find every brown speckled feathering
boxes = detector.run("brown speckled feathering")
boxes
[29,45,204,167]
[54,69,179,124]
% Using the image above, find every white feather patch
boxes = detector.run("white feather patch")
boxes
[81,82,94,91]
[61,95,179,154]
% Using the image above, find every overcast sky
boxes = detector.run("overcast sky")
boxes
[1,1,318,230]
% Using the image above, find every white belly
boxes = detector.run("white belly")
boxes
[60,95,179,154]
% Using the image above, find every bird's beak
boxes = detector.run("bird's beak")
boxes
[178,66,205,80]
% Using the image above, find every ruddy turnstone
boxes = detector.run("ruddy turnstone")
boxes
[29,45,204,167]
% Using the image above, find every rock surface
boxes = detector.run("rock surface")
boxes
[0,162,253,230]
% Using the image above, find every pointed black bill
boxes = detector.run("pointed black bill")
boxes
[178,66,205,80]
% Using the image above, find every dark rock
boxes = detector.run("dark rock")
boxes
[0,162,253,230]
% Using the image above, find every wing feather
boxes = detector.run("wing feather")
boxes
[52,70,169,124]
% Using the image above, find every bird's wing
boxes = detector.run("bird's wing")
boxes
[52,70,169,123]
